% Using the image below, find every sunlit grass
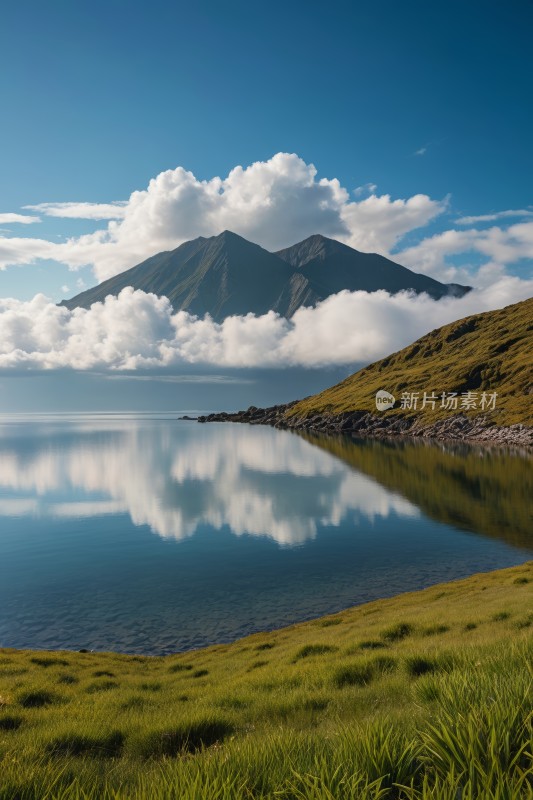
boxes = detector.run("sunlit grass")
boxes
[0,561,531,798]
[288,296,533,426]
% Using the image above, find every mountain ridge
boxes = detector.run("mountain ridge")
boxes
[61,230,471,320]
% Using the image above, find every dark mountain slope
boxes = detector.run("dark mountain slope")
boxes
[61,231,292,321]
[276,234,469,299]
[62,231,471,320]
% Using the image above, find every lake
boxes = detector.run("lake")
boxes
[0,414,531,655]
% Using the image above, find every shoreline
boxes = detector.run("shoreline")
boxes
[2,560,531,659]
[2,562,530,797]
[198,402,533,447]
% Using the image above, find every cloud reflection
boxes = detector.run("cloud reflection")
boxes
[0,419,418,545]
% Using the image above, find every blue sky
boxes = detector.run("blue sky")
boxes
[1,0,530,211]
[1,1,532,293]
[0,1,531,407]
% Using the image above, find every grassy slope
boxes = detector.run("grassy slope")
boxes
[0,563,531,799]
[288,297,533,426]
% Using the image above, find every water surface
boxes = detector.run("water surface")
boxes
[0,414,530,654]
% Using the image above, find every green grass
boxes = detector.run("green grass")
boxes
[0,562,531,799]
[287,296,533,426]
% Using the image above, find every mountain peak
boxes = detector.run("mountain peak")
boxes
[275,233,349,267]
[214,229,247,243]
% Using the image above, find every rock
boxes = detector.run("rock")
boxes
[196,403,533,447]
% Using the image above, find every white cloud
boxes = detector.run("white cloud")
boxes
[61,285,70,294]
[353,182,377,196]
[399,221,533,282]
[103,373,253,384]
[0,153,446,281]
[0,153,530,314]
[25,202,127,220]
[0,213,40,225]
[0,279,530,372]
[0,236,60,269]
[341,193,446,254]
[456,209,533,225]
[414,147,427,156]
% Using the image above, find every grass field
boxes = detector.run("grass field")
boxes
[0,562,531,799]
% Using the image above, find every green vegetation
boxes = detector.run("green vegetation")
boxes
[0,563,531,798]
[288,296,533,426]
[298,434,533,549]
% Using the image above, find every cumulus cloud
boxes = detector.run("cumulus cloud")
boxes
[0,278,531,372]
[341,193,446,254]
[0,154,530,358]
[0,213,40,225]
[0,153,446,281]
[399,221,533,282]
[4,153,531,290]
[25,201,128,220]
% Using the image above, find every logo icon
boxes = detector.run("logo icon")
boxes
[375,390,395,411]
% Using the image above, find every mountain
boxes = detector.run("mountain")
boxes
[287,296,533,427]
[61,231,471,320]
[61,231,292,320]
[275,234,468,303]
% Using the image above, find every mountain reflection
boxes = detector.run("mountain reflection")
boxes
[0,418,418,545]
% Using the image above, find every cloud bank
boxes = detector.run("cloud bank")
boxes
[0,153,531,291]
[0,153,531,374]
[2,153,445,282]
[0,277,531,372]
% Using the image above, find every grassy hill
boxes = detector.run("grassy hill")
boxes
[288,297,533,427]
[0,563,531,799]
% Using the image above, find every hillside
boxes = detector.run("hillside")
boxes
[0,563,531,799]
[288,296,533,427]
[60,231,470,321]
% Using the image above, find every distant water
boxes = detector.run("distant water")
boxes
[0,414,530,655]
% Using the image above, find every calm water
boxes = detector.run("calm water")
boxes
[0,414,531,654]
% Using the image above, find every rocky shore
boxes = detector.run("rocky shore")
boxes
[197,403,533,446]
